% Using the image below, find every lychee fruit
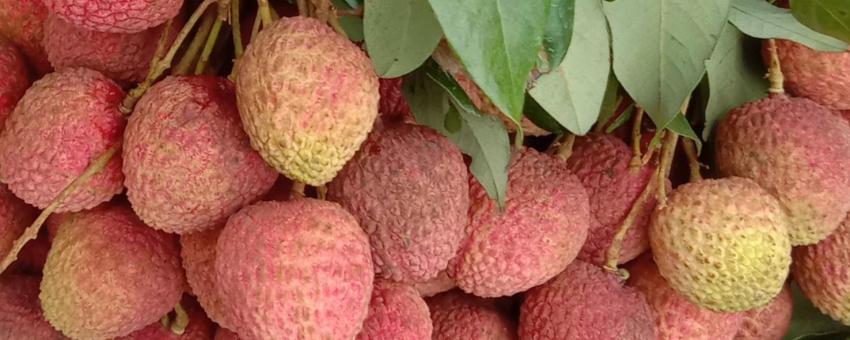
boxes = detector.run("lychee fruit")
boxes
[355,280,432,340]
[0,0,51,75]
[235,16,379,186]
[180,225,232,330]
[0,273,66,339]
[328,123,469,283]
[715,94,850,245]
[378,78,414,124]
[565,133,658,265]
[0,36,29,126]
[650,177,792,312]
[414,270,456,298]
[124,76,277,234]
[42,0,183,33]
[792,213,850,325]
[626,255,745,340]
[0,185,36,263]
[0,67,125,212]
[40,203,184,339]
[449,148,589,297]
[519,260,656,340]
[428,290,517,340]
[43,15,179,84]
[765,40,850,110]
[215,199,374,340]
[735,282,792,340]
[115,295,216,340]
[214,328,240,340]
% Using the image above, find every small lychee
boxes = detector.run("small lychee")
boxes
[0,0,51,75]
[355,280,432,340]
[0,36,29,126]
[735,282,792,340]
[180,225,232,330]
[792,213,850,325]
[428,290,517,340]
[765,40,850,110]
[0,185,36,263]
[42,0,183,33]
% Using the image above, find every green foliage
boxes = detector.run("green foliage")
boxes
[540,0,575,71]
[523,95,566,134]
[339,16,364,42]
[784,282,850,340]
[791,0,850,44]
[363,0,442,77]
[730,0,848,51]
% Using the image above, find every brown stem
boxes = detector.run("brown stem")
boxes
[291,182,306,198]
[640,137,658,166]
[682,138,702,182]
[231,0,243,59]
[317,185,327,200]
[555,133,576,161]
[338,7,363,16]
[603,165,659,274]
[174,7,216,76]
[170,302,189,335]
[656,131,678,206]
[0,142,122,273]
[767,39,785,94]
[250,7,263,42]
[194,15,224,75]
[297,0,307,16]
[257,0,273,28]
[628,107,645,172]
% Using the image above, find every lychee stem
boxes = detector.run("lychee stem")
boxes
[231,0,244,60]
[682,138,702,182]
[170,302,189,335]
[297,0,307,16]
[640,142,657,166]
[250,7,263,42]
[603,169,657,275]
[628,107,644,172]
[195,12,225,75]
[174,8,217,76]
[291,182,306,198]
[0,142,122,273]
[257,0,273,28]
[317,185,327,200]
[555,133,575,161]
[338,7,364,17]
[767,39,785,94]
[656,132,678,207]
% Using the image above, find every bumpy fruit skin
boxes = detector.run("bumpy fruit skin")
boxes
[414,270,456,298]
[0,185,37,262]
[565,134,656,265]
[43,15,177,84]
[793,214,850,325]
[124,76,277,234]
[235,17,379,186]
[40,204,184,340]
[328,123,469,283]
[214,328,240,340]
[42,0,183,33]
[0,67,125,212]
[626,255,744,340]
[116,295,216,340]
[0,274,66,339]
[765,40,850,110]
[449,148,589,297]
[215,199,374,340]
[0,37,29,126]
[519,260,656,340]
[0,0,51,75]
[650,177,792,312]
[716,94,850,245]
[428,290,517,340]
[355,280,432,340]
[180,226,232,330]
[735,283,792,340]
[378,78,414,124]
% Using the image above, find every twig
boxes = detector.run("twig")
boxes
[250,7,263,42]
[628,107,644,171]
[767,39,785,94]
[291,182,306,198]
[555,133,576,161]
[338,7,363,17]
[174,7,217,75]
[297,0,307,16]
[682,138,702,182]
[317,185,327,200]
[603,166,659,274]
[231,0,243,59]
[170,302,189,335]
[194,14,224,75]
[257,0,273,28]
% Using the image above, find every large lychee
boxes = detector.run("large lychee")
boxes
[40,203,184,340]
[626,255,744,340]
[792,213,850,325]
[0,273,66,339]
[449,148,589,297]
[180,225,232,330]
[715,94,850,245]
[650,177,791,312]
[735,282,792,340]
[0,0,51,75]
[0,37,29,126]
[766,40,850,110]
[43,15,178,84]
[328,123,468,283]
[115,295,216,340]
[0,67,125,212]
[428,290,517,340]
[42,0,183,33]
[235,17,379,186]
[124,76,277,234]
[215,199,374,340]
[0,185,36,263]
[519,260,656,340]
[355,280,432,340]
[565,134,657,265]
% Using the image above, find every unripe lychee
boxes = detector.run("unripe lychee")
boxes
[0,273,66,339]
[115,295,216,340]
[428,290,517,340]
[0,185,36,262]
[765,40,850,110]
[236,17,379,186]
[626,255,744,340]
[519,260,656,340]
[0,37,29,125]
[449,148,589,297]
[414,270,456,298]
[650,177,792,312]
[215,199,374,340]
[180,226,232,330]
[0,0,51,75]
[42,0,183,33]
[124,76,277,234]
[355,280,432,340]
[328,123,468,283]
[0,67,125,212]
[565,134,657,265]
[715,94,850,245]
[735,282,792,340]
[40,203,184,340]
[792,214,850,325]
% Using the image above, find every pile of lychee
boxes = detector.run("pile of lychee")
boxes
[0,1,849,340]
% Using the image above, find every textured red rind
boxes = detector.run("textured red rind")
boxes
[0,0,51,75]
[115,295,216,340]
[215,199,374,340]
[40,204,184,340]
[214,328,240,340]
[378,78,414,124]
[735,283,792,340]
[124,76,277,234]
[42,0,183,33]
[328,123,469,283]
[792,214,850,325]
[355,280,432,340]
[519,260,656,340]
[449,148,590,297]
[765,40,850,110]
[715,94,850,245]
[0,67,125,213]
[180,226,232,330]
[427,290,517,340]
[0,185,37,265]
[0,37,29,126]
[0,274,66,339]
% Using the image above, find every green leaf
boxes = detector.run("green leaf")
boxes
[541,0,575,71]
[784,282,850,340]
[791,0,850,44]
[364,0,442,77]
[339,16,364,43]
[428,0,551,123]
[523,95,566,134]
[529,0,609,136]
[664,114,702,152]
[604,0,731,129]
[703,23,767,140]
[605,102,634,134]
[595,73,621,128]
[729,0,848,51]
[344,0,360,8]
